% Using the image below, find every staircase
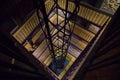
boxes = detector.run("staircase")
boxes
[11,0,112,80]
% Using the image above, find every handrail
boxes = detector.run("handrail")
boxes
[79,1,113,17]
[57,0,112,28]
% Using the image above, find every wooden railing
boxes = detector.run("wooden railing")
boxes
[45,0,54,14]
[78,5,110,26]
[12,12,39,44]
[73,25,95,42]
[57,0,112,27]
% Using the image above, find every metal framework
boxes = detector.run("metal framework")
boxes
[35,0,79,69]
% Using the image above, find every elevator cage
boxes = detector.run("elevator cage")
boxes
[35,0,80,69]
